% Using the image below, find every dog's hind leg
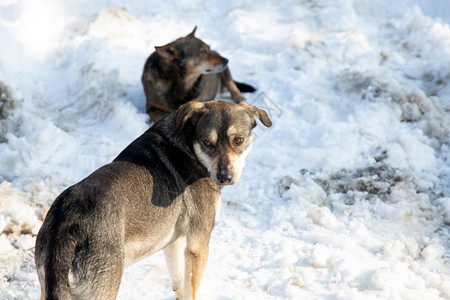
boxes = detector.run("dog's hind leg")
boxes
[69,240,125,300]
[164,236,187,300]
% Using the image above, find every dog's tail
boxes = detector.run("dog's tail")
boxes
[234,81,257,93]
[35,191,79,299]
[36,234,77,299]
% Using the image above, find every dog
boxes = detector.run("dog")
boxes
[35,101,272,300]
[141,27,256,122]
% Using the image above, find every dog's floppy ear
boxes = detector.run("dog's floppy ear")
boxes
[187,26,197,38]
[240,102,273,128]
[175,101,205,131]
[155,42,180,59]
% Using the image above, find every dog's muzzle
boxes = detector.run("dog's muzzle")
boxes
[204,57,228,74]
[216,172,233,186]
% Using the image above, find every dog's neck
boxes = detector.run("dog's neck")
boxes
[183,71,202,91]
[155,114,210,182]
[157,56,202,96]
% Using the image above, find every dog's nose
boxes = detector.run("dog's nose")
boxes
[217,172,233,184]
[221,57,229,66]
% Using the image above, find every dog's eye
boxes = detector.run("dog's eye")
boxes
[202,139,213,148]
[233,137,244,146]
[200,49,208,55]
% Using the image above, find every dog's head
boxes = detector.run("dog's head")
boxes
[175,101,272,187]
[155,27,228,75]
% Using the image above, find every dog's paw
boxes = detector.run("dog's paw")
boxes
[174,287,183,300]
[232,94,246,103]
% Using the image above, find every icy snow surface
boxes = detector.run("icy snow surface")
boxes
[1,0,450,299]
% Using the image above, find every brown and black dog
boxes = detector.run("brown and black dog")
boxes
[35,101,272,300]
[141,27,256,122]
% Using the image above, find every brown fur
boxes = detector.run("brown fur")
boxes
[141,27,255,122]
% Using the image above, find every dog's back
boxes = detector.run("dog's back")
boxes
[35,168,129,299]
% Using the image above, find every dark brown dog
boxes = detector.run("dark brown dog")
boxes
[35,101,272,300]
[141,27,256,122]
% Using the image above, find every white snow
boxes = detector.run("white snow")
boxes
[1,0,450,299]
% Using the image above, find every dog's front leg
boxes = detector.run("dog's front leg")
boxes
[220,68,245,103]
[183,240,209,300]
[164,236,187,300]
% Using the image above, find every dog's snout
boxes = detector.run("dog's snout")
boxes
[217,172,233,185]
[221,57,229,66]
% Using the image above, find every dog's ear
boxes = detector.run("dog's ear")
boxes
[240,102,273,128]
[187,26,197,38]
[155,42,180,59]
[175,101,205,131]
